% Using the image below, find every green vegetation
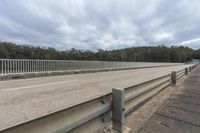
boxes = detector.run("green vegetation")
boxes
[0,42,198,63]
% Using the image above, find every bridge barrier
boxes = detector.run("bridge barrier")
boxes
[2,95,112,133]
[1,65,197,133]
[0,59,182,78]
[176,69,186,80]
[112,65,197,132]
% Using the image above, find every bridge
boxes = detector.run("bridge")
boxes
[0,59,198,133]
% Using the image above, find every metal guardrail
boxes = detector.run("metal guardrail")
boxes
[176,69,185,80]
[1,65,197,133]
[124,74,171,115]
[0,59,182,76]
[2,95,112,133]
[112,65,197,132]
[111,74,171,132]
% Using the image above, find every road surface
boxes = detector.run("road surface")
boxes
[0,64,192,131]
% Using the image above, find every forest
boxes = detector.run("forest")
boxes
[0,42,199,63]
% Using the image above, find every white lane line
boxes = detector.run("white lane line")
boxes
[1,80,76,91]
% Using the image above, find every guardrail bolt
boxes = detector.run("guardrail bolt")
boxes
[112,88,125,133]
[101,96,106,104]
[185,68,188,75]
[171,71,177,85]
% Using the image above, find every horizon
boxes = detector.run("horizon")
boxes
[0,0,200,50]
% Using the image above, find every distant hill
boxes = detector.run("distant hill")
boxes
[0,42,195,63]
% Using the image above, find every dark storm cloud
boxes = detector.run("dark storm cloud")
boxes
[0,0,200,50]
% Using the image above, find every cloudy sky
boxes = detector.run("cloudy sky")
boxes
[0,0,200,50]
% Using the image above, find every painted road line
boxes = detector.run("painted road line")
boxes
[0,80,76,91]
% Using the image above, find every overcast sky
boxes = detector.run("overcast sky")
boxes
[0,0,200,50]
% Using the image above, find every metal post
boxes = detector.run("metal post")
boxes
[8,60,10,74]
[25,60,27,73]
[171,71,177,85]
[0,59,3,76]
[185,68,188,75]
[34,60,35,73]
[22,60,24,73]
[16,60,18,74]
[30,60,33,73]
[189,67,192,72]
[4,60,6,75]
[20,60,22,74]
[42,60,44,72]
[12,60,14,74]
[112,88,125,133]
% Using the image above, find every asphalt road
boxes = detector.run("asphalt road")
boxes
[0,64,192,131]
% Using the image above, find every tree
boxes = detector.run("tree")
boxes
[0,41,195,63]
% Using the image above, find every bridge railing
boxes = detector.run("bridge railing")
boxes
[0,59,182,76]
[112,65,196,132]
[1,65,197,133]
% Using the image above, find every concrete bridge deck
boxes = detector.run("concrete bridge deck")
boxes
[137,65,200,133]
[0,64,192,131]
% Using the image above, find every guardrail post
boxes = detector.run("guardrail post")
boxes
[185,68,188,75]
[189,67,192,72]
[171,71,177,85]
[112,88,125,133]
[191,66,194,70]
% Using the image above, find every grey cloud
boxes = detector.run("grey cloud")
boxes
[0,0,200,50]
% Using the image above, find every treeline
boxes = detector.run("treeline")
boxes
[0,42,198,63]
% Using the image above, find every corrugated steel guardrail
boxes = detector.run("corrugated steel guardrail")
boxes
[112,65,197,132]
[1,95,112,133]
[0,65,197,133]
[176,69,186,80]
[124,74,171,116]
